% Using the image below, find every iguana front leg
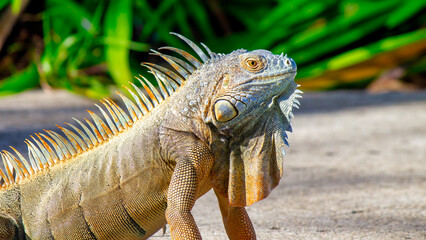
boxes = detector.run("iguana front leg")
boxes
[214,189,256,240]
[165,138,214,240]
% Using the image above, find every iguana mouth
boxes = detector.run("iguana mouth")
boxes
[245,70,296,84]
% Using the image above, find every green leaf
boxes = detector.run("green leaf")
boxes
[0,0,10,10]
[99,37,149,52]
[139,0,176,40]
[104,0,133,87]
[52,35,78,72]
[298,28,426,78]
[11,0,20,14]
[258,0,326,31]
[0,64,39,96]
[276,0,399,53]
[251,0,333,50]
[386,1,425,28]
[45,0,96,35]
[175,2,193,39]
[183,0,215,40]
[72,2,105,69]
[290,13,389,65]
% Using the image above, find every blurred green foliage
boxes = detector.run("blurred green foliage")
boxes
[0,0,424,97]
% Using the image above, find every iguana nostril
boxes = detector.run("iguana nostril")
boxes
[214,100,238,122]
[285,59,291,66]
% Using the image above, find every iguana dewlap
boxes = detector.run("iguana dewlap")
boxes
[0,33,301,240]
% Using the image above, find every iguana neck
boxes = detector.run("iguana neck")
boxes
[160,59,226,146]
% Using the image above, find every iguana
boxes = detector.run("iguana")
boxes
[0,33,301,240]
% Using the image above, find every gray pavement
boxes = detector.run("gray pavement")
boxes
[1,90,425,239]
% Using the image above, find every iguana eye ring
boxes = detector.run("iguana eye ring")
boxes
[241,56,265,72]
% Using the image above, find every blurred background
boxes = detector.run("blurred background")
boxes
[1,2,425,239]
[0,0,425,99]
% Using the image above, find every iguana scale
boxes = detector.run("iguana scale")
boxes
[0,33,301,239]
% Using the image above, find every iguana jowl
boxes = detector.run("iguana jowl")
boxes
[0,33,301,239]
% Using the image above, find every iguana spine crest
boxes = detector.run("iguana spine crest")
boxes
[0,33,212,190]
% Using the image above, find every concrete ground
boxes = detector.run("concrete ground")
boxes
[0,90,425,239]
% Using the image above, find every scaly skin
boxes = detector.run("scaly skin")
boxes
[0,34,300,239]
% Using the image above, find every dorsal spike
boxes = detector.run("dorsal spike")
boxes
[166,53,196,73]
[6,150,31,178]
[137,75,162,105]
[96,102,119,134]
[116,91,140,121]
[10,146,34,175]
[49,130,78,156]
[149,70,170,99]
[150,69,176,95]
[136,78,157,107]
[25,140,45,170]
[84,119,104,143]
[34,133,58,164]
[170,32,209,63]
[112,99,133,126]
[64,123,92,149]
[130,81,154,111]
[26,145,41,172]
[150,49,190,79]
[142,62,184,86]
[24,141,40,169]
[7,150,30,178]
[26,139,48,167]
[157,70,179,91]
[0,168,10,186]
[30,135,54,166]
[0,153,13,184]
[144,64,179,91]
[158,46,202,68]
[153,49,195,73]
[39,133,65,161]
[145,77,164,102]
[73,118,98,147]
[2,151,25,179]
[101,99,126,130]
[56,125,85,153]
[87,111,110,140]
[200,42,215,58]
[124,85,148,116]
[104,98,132,128]
[44,130,75,158]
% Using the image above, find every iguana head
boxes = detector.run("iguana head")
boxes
[207,49,297,129]
[205,49,301,206]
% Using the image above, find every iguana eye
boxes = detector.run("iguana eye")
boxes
[241,56,265,72]
[248,60,257,67]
